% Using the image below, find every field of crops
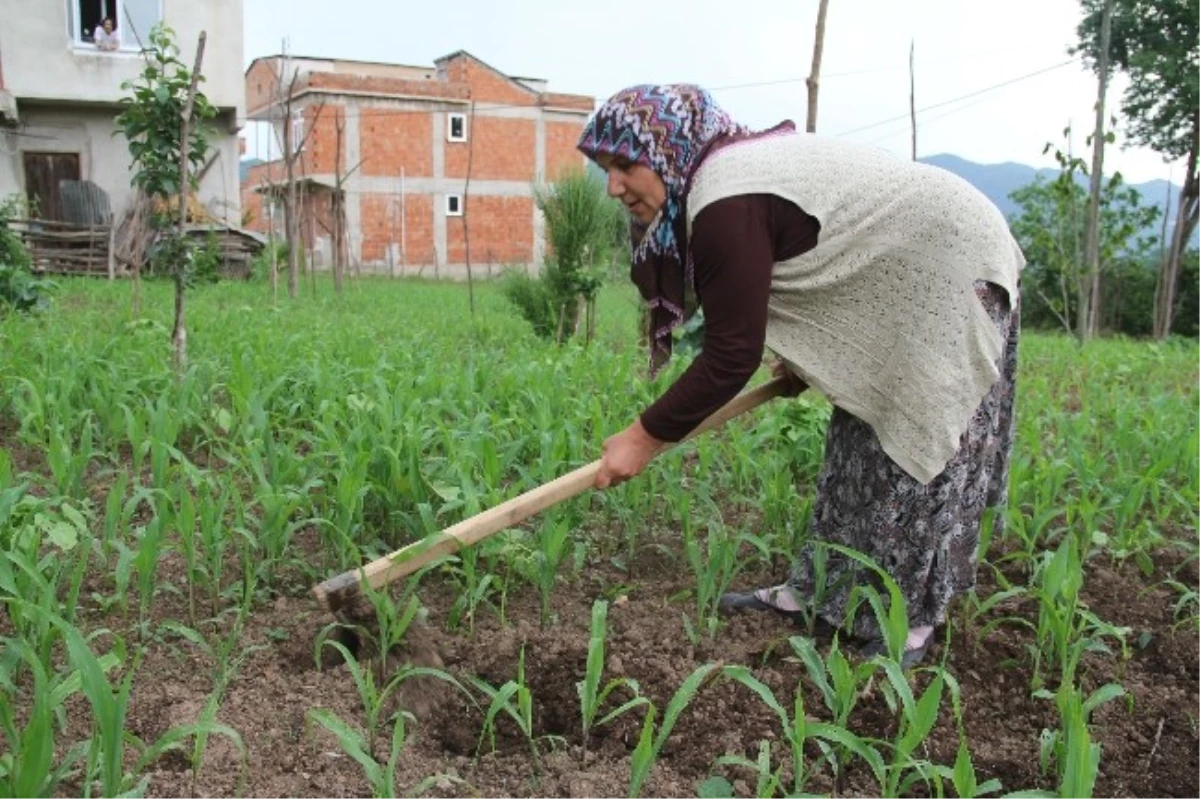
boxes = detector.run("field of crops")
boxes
[1,277,1196,798]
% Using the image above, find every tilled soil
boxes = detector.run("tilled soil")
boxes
[67,541,1198,798]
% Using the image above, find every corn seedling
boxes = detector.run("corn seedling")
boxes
[316,637,464,759]
[1022,683,1126,798]
[472,648,555,772]
[701,741,782,798]
[45,414,95,501]
[0,638,92,797]
[577,599,649,764]
[358,577,427,676]
[20,604,246,797]
[306,708,460,799]
[159,614,264,794]
[532,513,572,627]
[875,660,957,796]
[628,662,724,798]
[131,510,169,639]
[1026,538,1130,691]
[721,663,885,796]
[789,635,879,787]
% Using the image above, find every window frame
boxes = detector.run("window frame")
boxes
[67,0,164,53]
[445,194,463,217]
[290,110,306,154]
[447,112,467,143]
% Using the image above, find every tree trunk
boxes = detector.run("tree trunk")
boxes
[1154,136,1199,338]
[173,31,206,376]
[1079,0,1113,342]
[805,0,830,133]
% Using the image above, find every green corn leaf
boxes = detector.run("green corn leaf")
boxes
[899,670,945,755]
[134,720,246,775]
[628,704,658,798]
[306,708,382,787]
[1081,683,1126,720]
[806,721,886,785]
[789,636,836,712]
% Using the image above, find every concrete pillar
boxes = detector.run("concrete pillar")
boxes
[432,111,445,275]
[533,113,546,270]
[344,104,363,266]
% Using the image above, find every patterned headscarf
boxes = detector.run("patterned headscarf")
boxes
[577,84,790,375]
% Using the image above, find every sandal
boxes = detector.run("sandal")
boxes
[718,590,806,624]
[858,636,930,669]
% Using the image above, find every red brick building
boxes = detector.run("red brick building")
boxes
[240,51,594,276]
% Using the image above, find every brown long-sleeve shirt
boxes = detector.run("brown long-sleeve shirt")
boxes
[639,194,821,442]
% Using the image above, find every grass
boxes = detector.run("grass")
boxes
[0,275,1196,796]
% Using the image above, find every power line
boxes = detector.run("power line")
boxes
[860,94,998,148]
[833,58,1078,138]
[708,46,1033,90]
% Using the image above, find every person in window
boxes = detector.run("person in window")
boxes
[94,18,120,51]
[578,84,1024,669]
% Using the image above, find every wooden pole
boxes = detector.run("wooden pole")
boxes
[107,213,116,279]
[805,0,831,133]
[909,39,917,161]
[1081,0,1114,340]
[173,30,206,375]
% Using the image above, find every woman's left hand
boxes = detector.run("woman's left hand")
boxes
[595,420,666,489]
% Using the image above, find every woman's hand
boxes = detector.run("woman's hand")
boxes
[595,419,666,489]
[770,359,808,397]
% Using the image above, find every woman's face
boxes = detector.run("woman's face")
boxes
[596,154,666,224]
[102,19,114,32]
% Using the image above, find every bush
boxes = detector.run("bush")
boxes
[0,198,54,313]
[503,172,626,341]
[248,241,288,283]
[500,263,569,339]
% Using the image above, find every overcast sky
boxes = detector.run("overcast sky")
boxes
[241,0,1180,186]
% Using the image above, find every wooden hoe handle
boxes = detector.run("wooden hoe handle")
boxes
[313,376,791,613]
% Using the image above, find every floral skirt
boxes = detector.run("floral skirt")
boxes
[787,281,1020,639]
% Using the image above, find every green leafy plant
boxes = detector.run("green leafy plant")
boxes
[576,599,649,764]
[306,709,460,799]
[628,663,724,798]
[0,197,54,314]
[315,637,463,760]
[471,647,559,772]
[1020,683,1126,798]
[503,171,625,342]
[721,662,885,797]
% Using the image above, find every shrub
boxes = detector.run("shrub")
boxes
[0,198,54,313]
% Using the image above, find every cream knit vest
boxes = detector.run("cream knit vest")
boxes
[687,134,1024,483]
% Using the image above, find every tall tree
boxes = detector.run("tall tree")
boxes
[1009,166,1160,336]
[1077,0,1199,338]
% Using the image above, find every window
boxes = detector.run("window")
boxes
[290,111,305,154]
[446,195,463,216]
[67,0,161,50]
[447,113,467,142]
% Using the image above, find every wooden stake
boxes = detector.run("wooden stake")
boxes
[173,30,206,376]
[805,0,831,133]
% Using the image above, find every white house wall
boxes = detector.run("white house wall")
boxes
[0,0,244,220]
[0,0,244,117]
[1,105,240,221]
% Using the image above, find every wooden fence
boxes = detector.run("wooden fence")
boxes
[7,218,120,277]
[5,218,264,279]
